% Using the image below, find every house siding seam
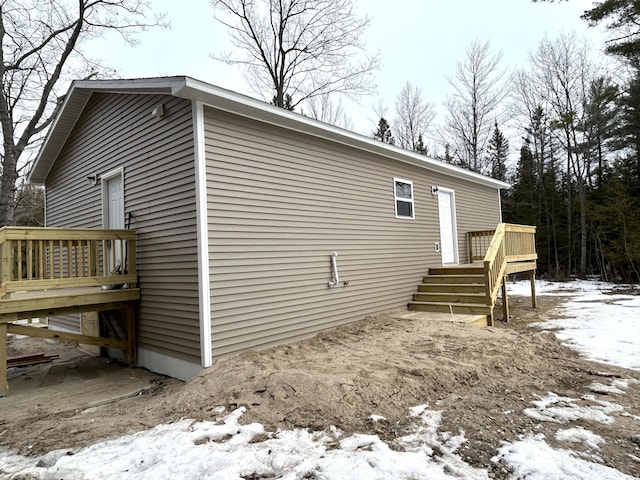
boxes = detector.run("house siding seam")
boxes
[45,92,201,364]
[204,107,500,361]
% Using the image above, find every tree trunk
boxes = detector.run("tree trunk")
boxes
[0,146,18,227]
[578,179,587,277]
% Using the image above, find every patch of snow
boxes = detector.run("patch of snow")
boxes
[494,435,637,480]
[369,414,386,422]
[555,427,605,449]
[408,404,430,417]
[0,407,490,480]
[513,280,640,371]
[523,392,622,424]
[588,381,626,395]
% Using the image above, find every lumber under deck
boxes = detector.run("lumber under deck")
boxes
[0,287,140,397]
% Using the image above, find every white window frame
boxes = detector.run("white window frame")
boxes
[393,177,415,219]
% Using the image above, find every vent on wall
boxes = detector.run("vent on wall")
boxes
[151,104,165,118]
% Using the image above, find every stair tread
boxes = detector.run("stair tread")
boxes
[425,274,484,277]
[415,292,485,297]
[409,301,490,307]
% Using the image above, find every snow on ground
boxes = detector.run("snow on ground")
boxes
[493,434,634,480]
[508,279,640,371]
[523,391,623,425]
[1,280,639,479]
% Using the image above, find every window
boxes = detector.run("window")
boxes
[394,178,414,219]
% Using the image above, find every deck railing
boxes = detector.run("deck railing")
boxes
[467,230,496,262]
[468,223,537,311]
[0,227,136,297]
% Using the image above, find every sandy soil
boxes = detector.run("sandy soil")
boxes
[2,294,639,479]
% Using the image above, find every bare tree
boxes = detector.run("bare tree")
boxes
[0,0,166,226]
[304,94,353,130]
[211,0,380,109]
[441,39,508,174]
[393,82,436,153]
[529,33,597,277]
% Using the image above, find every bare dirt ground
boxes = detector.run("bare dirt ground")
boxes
[2,293,640,479]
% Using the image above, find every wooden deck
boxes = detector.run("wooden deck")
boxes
[409,224,537,326]
[0,227,140,397]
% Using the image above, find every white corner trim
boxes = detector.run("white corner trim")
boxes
[192,100,213,368]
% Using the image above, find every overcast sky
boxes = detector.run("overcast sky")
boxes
[85,0,606,139]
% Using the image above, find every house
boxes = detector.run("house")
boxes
[24,76,524,382]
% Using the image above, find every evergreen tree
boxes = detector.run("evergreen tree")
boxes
[443,144,454,164]
[582,0,640,62]
[487,121,509,181]
[271,93,295,111]
[373,117,395,144]
[612,67,640,183]
[579,76,619,186]
[415,134,428,155]
[505,142,537,226]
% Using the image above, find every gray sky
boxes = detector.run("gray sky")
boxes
[85,0,606,138]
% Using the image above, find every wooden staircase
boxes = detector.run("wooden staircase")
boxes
[408,265,491,320]
[407,223,539,327]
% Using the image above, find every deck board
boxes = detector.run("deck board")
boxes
[0,287,140,322]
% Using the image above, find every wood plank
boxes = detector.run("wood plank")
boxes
[7,323,128,350]
[0,239,9,288]
[505,261,537,274]
[530,271,537,308]
[81,311,101,355]
[126,305,137,365]
[7,353,58,367]
[0,322,7,396]
[0,288,140,317]
[502,275,510,323]
[1,227,136,242]
[5,274,137,292]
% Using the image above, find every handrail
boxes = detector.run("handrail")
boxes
[477,223,537,318]
[483,224,507,307]
[0,226,136,296]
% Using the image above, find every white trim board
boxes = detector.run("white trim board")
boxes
[192,100,213,368]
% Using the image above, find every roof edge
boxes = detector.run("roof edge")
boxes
[29,76,510,190]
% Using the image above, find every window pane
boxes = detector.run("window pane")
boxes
[396,200,413,218]
[395,181,412,199]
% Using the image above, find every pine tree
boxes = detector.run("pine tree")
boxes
[487,122,509,181]
[271,93,295,111]
[373,117,395,144]
[504,142,537,227]
[415,134,428,155]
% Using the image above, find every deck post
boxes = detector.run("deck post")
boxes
[501,275,510,323]
[0,322,8,396]
[0,239,10,299]
[530,271,537,308]
[126,305,137,365]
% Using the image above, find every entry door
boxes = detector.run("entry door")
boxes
[103,171,124,272]
[437,188,458,265]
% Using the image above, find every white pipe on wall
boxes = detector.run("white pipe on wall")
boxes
[327,252,339,288]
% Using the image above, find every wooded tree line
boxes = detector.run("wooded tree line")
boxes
[1,0,637,283]
[373,2,640,283]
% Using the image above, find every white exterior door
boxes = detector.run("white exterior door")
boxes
[103,169,125,272]
[437,188,458,265]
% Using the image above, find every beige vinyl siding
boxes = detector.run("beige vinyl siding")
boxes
[46,92,201,363]
[204,107,501,360]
